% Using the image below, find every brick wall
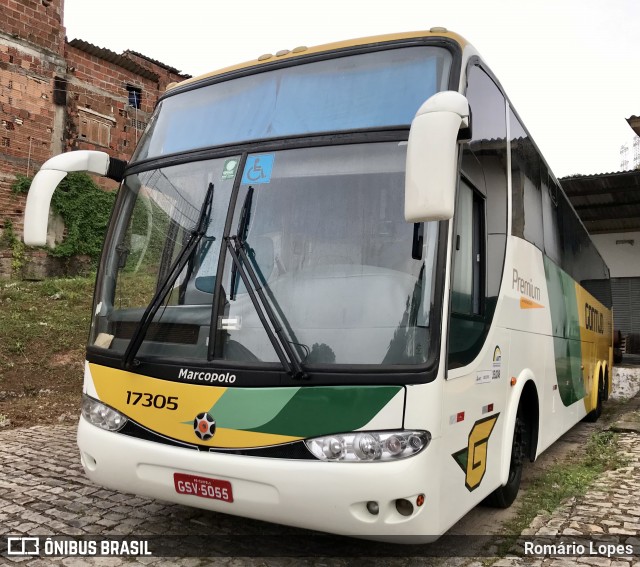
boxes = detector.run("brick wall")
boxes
[63,43,185,186]
[0,26,65,236]
[64,44,159,160]
[2,0,65,55]
[0,0,189,276]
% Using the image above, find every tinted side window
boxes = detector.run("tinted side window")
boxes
[464,65,508,300]
[541,164,563,265]
[451,181,482,315]
[510,109,544,250]
[555,188,611,305]
[449,64,508,369]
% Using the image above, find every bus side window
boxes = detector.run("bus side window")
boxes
[448,63,508,369]
[452,180,483,315]
[510,109,544,251]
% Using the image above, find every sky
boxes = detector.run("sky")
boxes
[64,0,640,178]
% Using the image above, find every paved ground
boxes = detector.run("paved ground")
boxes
[494,439,640,567]
[0,373,639,566]
[0,425,480,566]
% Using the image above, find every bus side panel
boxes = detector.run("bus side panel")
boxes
[498,238,588,463]
[544,257,587,409]
[575,283,613,415]
[436,327,510,533]
[544,256,613,420]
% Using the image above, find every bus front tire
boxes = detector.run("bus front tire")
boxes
[484,414,524,508]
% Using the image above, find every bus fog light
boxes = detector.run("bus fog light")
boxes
[366,501,379,515]
[395,498,414,517]
[81,452,97,471]
[82,394,127,432]
[304,430,431,462]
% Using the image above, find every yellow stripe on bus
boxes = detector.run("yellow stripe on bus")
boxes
[88,364,302,448]
[574,283,613,414]
[209,428,301,449]
[89,364,227,439]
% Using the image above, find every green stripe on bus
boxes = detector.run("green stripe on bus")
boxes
[209,385,401,438]
[544,257,585,406]
[208,387,300,430]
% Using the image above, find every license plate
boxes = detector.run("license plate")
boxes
[174,473,233,503]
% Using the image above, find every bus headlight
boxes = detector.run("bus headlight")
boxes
[81,394,127,432]
[305,430,431,462]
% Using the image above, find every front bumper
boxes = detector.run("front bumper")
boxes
[77,417,443,542]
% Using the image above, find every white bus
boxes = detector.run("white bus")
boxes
[24,29,612,541]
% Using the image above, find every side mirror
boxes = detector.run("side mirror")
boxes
[23,150,126,246]
[405,91,470,222]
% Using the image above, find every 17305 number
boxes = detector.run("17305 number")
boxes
[126,391,178,410]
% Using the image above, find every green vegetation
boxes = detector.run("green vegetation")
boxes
[10,174,32,195]
[8,172,116,264]
[0,277,95,361]
[1,218,26,273]
[49,172,116,260]
[496,430,629,554]
[0,277,96,427]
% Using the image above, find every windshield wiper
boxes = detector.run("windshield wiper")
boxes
[122,182,215,369]
[224,234,308,380]
[229,186,253,301]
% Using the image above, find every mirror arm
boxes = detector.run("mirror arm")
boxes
[23,150,127,246]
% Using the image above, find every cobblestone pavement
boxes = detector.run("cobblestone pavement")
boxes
[1,402,639,566]
[0,424,478,566]
[492,399,640,567]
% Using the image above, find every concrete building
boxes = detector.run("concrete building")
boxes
[562,133,640,348]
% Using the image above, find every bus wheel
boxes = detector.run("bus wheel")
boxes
[585,375,604,423]
[484,413,524,508]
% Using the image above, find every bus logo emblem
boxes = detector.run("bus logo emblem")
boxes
[452,414,499,491]
[193,412,216,441]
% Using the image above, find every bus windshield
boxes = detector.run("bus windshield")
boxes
[91,142,440,368]
[133,46,452,161]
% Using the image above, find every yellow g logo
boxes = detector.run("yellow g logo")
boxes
[452,414,499,491]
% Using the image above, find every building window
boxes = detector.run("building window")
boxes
[130,118,147,130]
[79,110,113,147]
[1,137,10,148]
[126,85,142,109]
[53,77,67,106]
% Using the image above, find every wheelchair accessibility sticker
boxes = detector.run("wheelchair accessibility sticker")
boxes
[242,154,275,185]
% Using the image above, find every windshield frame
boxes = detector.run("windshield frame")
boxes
[89,132,449,386]
[87,36,462,386]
